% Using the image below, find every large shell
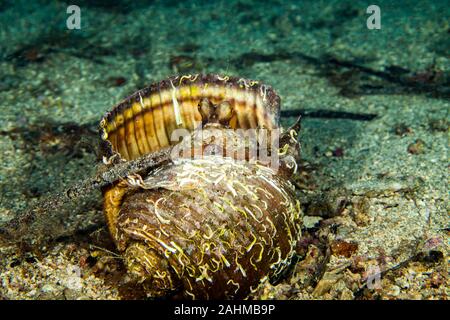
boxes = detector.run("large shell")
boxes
[100,74,302,299]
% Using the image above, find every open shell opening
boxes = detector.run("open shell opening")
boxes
[100,74,281,161]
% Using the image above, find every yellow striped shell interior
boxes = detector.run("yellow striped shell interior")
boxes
[100,75,280,161]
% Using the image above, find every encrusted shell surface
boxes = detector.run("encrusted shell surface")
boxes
[100,74,302,299]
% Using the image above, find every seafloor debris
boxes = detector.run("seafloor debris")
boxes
[407,139,427,155]
[169,55,199,73]
[394,123,413,137]
[231,51,450,99]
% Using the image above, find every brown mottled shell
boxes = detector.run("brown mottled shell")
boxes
[100,74,301,299]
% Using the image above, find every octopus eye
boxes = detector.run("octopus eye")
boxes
[198,98,214,124]
[217,101,233,125]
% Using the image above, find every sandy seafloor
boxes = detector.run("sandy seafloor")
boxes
[0,0,448,300]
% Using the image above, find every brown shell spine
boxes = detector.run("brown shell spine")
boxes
[100,74,302,299]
